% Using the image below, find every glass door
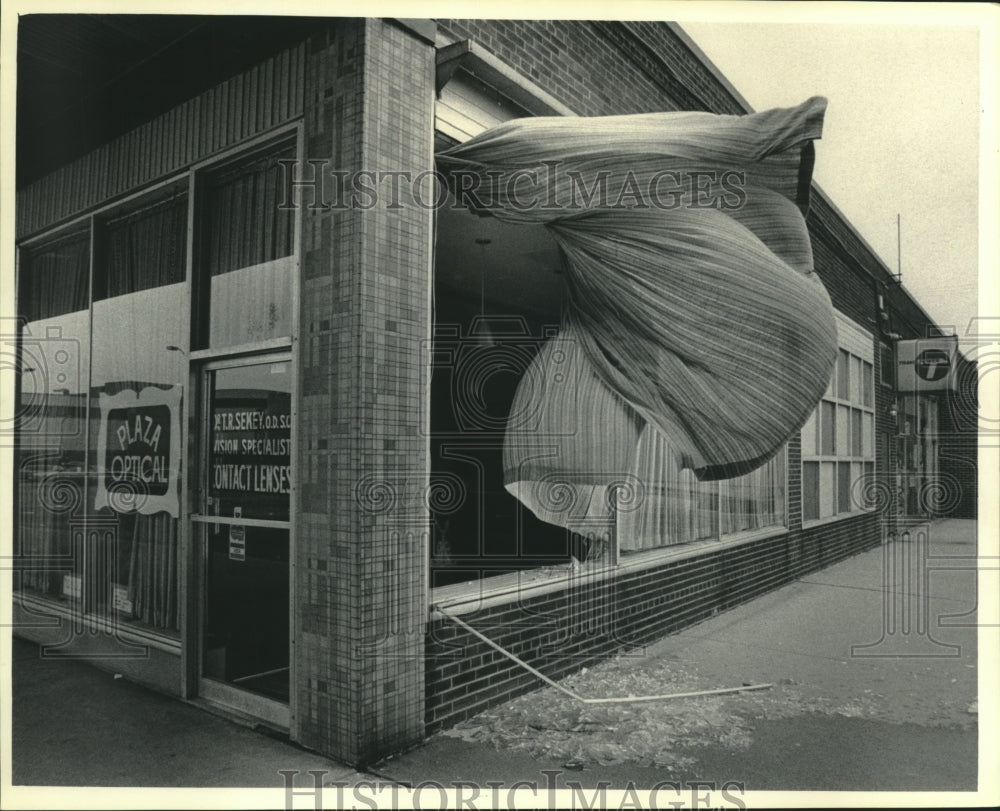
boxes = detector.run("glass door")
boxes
[194,354,292,726]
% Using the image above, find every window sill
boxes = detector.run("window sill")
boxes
[801,510,877,530]
[430,525,790,617]
[14,591,182,655]
[618,525,789,573]
[432,559,619,617]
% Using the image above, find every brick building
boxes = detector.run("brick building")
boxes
[11,16,977,765]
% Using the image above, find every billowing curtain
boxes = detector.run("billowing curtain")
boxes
[719,450,786,535]
[18,232,90,594]
[617,427,719,551]
[438,97,837,534]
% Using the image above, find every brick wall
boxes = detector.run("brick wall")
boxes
[426,513,880,732]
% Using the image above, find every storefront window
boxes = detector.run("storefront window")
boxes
[200,140,296,349]
[15,230,91,604]
[88,193,188,633]
[15,136,299,633]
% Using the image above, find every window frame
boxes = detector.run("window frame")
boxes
[801,312,877,527]
[12,121,303,645]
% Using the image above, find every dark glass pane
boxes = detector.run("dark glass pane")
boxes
[837,350,850,398]
[802,462,819,521]
[838,462,852,513]
[880,343,894,386]
[821,401,836,455]
[203,525,289,702]
[863,361,874,406]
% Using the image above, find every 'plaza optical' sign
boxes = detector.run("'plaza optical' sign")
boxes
[94,386,182,517]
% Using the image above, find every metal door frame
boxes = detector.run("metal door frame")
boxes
[192,351,293,728]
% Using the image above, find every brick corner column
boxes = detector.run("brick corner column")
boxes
[294,17,435,765]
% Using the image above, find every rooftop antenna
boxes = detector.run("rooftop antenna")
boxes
[890,213,903,285]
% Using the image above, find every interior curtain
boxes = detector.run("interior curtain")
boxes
[720,450,785,536]
[438,97,837,533]
[99,198,186,632]
[127,512,179,629]
[617,427,718,551]
[206,144,295,275]
[105,196,187,297]
[19,460,77,594]
[19,233,90,593]
[19,231,90,322]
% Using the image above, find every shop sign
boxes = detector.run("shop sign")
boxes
[94,385,182,517]
[896,337,958,392]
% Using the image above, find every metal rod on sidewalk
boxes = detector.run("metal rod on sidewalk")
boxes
[433,604,773,705]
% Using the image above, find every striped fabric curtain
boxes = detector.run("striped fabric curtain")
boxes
[617,427,719,551]
[205,144,296,275]
[127,512,179,629]
[19,465,77,595]
[719,450,786,536]
[18,230,90,321]
[438,97,837,535]
[104,196,187,297]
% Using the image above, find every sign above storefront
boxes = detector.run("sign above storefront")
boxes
[896,337,958,392]
[94,385,182,517]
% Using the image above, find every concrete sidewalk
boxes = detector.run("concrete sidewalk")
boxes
[374,519,981,792]
[8,637,371,788]
[7,519,983,794]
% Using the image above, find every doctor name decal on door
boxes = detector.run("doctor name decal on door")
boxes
[211,408,291,495]
[208,375,291,522]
